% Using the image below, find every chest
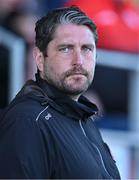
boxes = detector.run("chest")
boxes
[39,108,120,179]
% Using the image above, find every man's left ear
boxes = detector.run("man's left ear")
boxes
[33,47,44,72]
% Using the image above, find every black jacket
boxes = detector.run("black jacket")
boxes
[0,74,121,179]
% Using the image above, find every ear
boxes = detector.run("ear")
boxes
[33,47,44,72]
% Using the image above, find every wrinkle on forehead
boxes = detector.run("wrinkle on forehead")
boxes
[52,24,96,46]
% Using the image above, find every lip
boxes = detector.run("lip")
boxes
[69,74,86,78]
[70,72,86,75]
[70,73,84,76]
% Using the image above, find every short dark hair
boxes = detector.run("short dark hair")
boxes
[35,6,98,56]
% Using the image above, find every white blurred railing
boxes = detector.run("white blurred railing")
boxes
[97,49,139,132]
[97,49,139,178]
[0,27,26,101]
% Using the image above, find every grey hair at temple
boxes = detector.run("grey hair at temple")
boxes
[35,6,98,56]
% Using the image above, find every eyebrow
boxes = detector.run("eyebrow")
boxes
[57,44,74,49]
[57,44,73,47]
[57,43,95,48]
[82,44,95,48]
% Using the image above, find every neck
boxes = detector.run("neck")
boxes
[68,94,81,101]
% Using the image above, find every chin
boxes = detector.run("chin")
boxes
[63,78,90,94]
[68,86,88,95]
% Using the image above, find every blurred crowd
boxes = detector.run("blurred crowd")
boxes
[0,0,139,115]
[65,0,139,53]
[0,0,68,79]
[0,0,138,53]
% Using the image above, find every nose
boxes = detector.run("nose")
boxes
[72,49,83,66]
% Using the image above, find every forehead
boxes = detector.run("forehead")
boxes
[53,23,95,43]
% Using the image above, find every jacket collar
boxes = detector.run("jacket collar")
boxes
[36,73,98,120]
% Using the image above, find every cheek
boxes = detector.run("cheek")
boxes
[86,57,96,70]
[86,51,96,64]
[86,59,96,80]
[46,60,67,77]
[53,59,70,73]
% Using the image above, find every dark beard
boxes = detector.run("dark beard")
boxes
[64,65,89,79]
[44,65,93,96]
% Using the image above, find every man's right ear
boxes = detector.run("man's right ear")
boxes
[33,47,45,72]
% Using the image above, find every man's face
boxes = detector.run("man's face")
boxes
[40,24,96,98]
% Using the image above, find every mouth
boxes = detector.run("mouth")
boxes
[69,71,87,76]
[69,73,86,77]
[65,67,88,78]
[67,73,87,80]
[71,73,84,75]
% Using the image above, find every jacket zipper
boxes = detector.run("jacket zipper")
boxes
[79,120,113,179]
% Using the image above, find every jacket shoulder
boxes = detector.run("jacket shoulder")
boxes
[5,94,47,119]
[0,95,50,178]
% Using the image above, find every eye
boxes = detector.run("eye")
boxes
[59,47,69,53]
[82,45,94,53]
[58,45,73,54]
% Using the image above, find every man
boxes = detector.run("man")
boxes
[0,6,121,179]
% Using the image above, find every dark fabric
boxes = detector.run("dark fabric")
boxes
[0,45,9,108]
[0,74,121,179]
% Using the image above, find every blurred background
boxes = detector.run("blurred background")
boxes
[0,0,139,178]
